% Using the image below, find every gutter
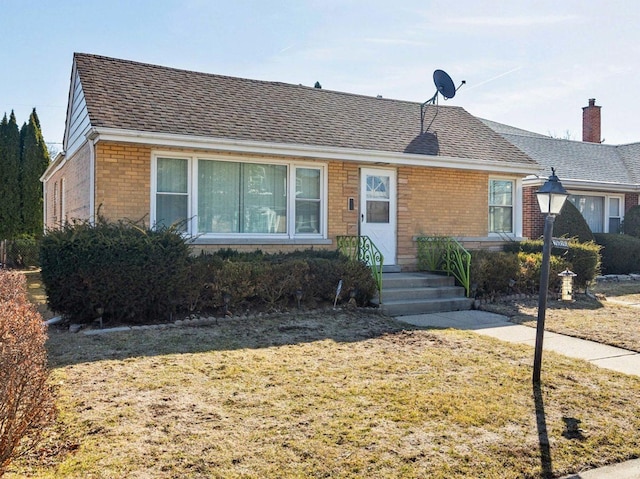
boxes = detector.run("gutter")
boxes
[87,126,541,176]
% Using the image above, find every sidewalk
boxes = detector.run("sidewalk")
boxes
[396,310,640,377]
[395,310,640,479]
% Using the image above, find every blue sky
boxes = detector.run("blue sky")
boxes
[2,0,639,151]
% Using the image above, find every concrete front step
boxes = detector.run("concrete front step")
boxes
[380,297,474,316]
[374,271,472,316]
[383,272,456,288]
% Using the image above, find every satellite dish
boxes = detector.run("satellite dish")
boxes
[433,69,456,99]
[421,69,466,132]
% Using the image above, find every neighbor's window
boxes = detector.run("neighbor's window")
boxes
[489,179,513,234]
[156,157,189,231]
[568,194,623,233]
[609,197,622,233]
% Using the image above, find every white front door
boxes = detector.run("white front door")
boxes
[360,168,396,265]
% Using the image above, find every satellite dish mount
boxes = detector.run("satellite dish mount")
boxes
[421,69,465,132]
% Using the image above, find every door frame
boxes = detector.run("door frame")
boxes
[359,167,397,265]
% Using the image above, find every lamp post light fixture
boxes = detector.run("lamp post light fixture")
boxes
[533,168,569,384]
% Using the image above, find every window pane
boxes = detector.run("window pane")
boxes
[609,198,620,217]
[157,158,187,193]
[243,164,287,233]
[489,206,512,233]
[367,175,389,199]
[489,180,512,206]
[198,160,240,233]
[296,168,320,199]
[609,217,621,234]
[156,194,188,231]
[569,195,604,232]
[367,200,390,223]
[296,200,320,233]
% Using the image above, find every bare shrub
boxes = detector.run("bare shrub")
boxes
[0,271,55,476]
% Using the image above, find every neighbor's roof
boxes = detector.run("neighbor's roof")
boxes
[71,53,536,167]
[480,118,640,188]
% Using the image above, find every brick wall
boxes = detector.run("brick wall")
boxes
[523,185,545,239]
[50,140,521,267]
[397,166,491,267]
[625,193,639,213]
[44,142,92,229]
[95,142,152,222]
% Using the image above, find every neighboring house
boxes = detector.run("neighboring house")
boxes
[482,99,640,239]
[41,53,538,270]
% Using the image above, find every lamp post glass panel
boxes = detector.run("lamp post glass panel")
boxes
[533,168,569,384]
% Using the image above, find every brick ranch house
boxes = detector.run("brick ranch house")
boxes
[42,53,539,270]
[483,99,640,239]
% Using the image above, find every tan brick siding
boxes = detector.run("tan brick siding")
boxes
[397,166,490,267]
[44,141,92,229]
[95,142,152,223]
[47,140,519,267]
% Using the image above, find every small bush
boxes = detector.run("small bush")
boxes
[622,205,640,238]
[470,250,520,297]
[0,271,55,475]
[503,239,600,289]
[470,249,569,297]
[554,201,595,242]
[594,233,640,274]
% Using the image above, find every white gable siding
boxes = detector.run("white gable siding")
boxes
[64,70,92,156]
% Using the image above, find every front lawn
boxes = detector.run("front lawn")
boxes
[482,281,640,352]
[6,310,640,478]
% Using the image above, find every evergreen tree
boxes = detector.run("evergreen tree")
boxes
[0,112,21,238]
[20,109,50,237]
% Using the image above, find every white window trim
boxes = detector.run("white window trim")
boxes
[488,177,522,238]
[150,154,192,232]
[151,152,328,240]
[568,191,625,233]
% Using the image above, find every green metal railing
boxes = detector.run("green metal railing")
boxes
[416,236,471,297]
[336,235,384,303]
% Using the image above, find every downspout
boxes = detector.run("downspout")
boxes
[87,129,98,225]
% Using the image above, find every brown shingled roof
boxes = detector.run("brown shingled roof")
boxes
[74,53,535,166]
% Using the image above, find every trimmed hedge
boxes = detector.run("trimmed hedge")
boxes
[40,219,192,324]
[594,233,640,274]
[40,220,377,324]
[503,239,600,289]
[469,250,566,297]
[190,249,377,313]
[622,205,640,238]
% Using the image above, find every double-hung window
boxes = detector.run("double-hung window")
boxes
[489,179,514,234]
[155,157,189,231]
[153,155,325,238]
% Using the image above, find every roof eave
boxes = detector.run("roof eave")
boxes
[523,175,640,192]
[88,127,540,175]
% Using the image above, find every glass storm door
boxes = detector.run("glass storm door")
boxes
[360,168,396,265]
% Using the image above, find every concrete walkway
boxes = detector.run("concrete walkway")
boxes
[396,310,640,377]
[395,310,640,479]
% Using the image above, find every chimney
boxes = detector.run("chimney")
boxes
[582,98,601,143]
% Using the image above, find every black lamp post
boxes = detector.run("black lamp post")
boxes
[533,168,569,384]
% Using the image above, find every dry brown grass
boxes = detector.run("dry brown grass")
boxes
[483,281,640,352]
[4,308,640,479]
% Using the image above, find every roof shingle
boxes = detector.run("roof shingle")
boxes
[74,53,536,167]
